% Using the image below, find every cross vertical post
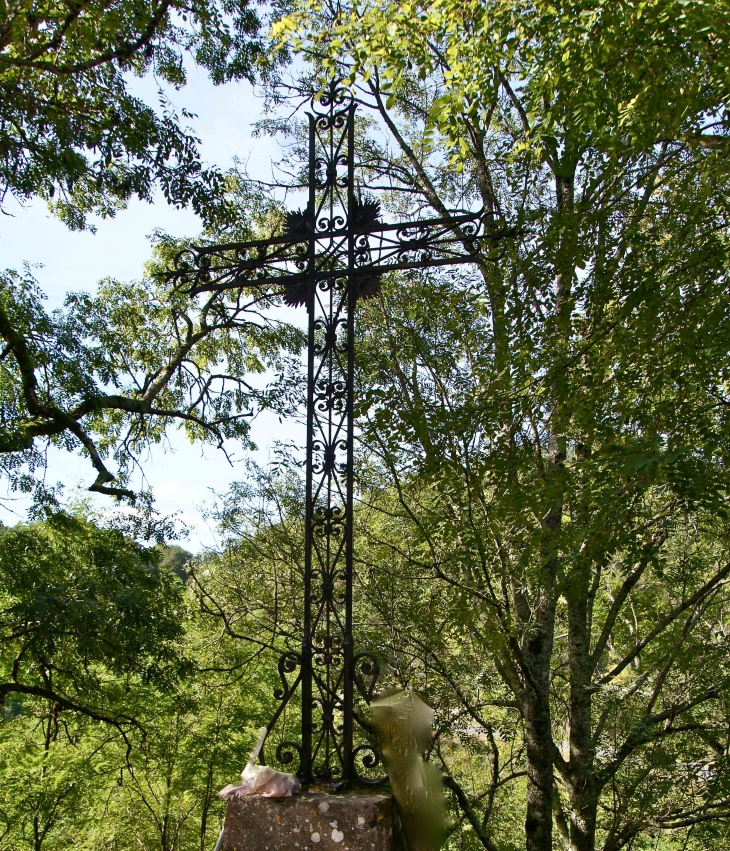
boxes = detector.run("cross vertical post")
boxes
[344,98,356,784]
[301,91,358,783]
[300,106,316,783]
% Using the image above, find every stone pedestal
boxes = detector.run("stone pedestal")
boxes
[221,792,402,851]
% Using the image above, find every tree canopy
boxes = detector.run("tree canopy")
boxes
[0,510,186,727]
[0,510,275,851]
[0,242,301,505]
[262,2,730,849]
[0,0,301,506]
[0,0,269,229]
[3,2,730,851]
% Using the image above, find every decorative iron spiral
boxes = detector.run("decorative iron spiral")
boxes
[316,277,346,294]
[313,99,349,133]
[314,316,347,356]
[352,744,387,785]
[314,383,347,414]
[314,153,348,190]
[274,651,302,701]
[313,633,344,667]
[275,740,303,771]
[311,436,348,474]
[172,247,196,276]
[312,505,345,536]
[294,242,308,269]
[317,213,346,232]
[353,652,381,704]
[396,223,432,242]
[332,567,347,605]
[314,80,352,112]
[354,233,372,266]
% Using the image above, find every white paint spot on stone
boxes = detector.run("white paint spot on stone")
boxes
[318,801,329,813]
[331,829,345,843]
[357,817,365,827]
[311,832,321,844]
[329,821,338,828]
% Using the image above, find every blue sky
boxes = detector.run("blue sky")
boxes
[0,71,302,550]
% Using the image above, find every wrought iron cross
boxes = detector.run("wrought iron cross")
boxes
[171,81,498,786]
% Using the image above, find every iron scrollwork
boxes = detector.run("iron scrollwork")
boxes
[164,78,501,786]
[298,81,388,783]
[353,652,381,705]
[352,743,386,786]
[259,651,303,773]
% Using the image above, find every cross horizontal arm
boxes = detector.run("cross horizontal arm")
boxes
[183,208,488,257]
[169,209,510,302]
[185,253,487,298]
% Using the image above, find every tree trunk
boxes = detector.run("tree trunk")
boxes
[524,670,556,851]
[521,581,557,851]
[567,578,598,851]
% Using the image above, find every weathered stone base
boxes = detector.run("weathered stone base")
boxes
[221,792,402,851]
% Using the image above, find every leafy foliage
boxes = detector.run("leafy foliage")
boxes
[0,0,270,229]
[0,511,187,725]
[0,511,281,851]
[262,2,730,849]
[3,2,730,851]
[0,230,303,505]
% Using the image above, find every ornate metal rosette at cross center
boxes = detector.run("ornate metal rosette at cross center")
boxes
[166,79,505,787]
